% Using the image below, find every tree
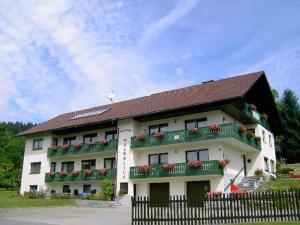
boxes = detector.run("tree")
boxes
[279,89,300,163]
[0,124,10,150]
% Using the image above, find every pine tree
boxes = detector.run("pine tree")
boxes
[279,89,300,163]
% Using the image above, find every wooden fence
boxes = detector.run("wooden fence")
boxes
[132,190,300,225]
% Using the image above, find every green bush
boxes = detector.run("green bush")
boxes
[277,167,294,175]
[101,180,114,201]
[255,169,264,176]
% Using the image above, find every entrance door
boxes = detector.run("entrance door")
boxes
[187,181,210,206]
[150,183,169,200]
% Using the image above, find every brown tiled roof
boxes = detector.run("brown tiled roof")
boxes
[19,71,264,136]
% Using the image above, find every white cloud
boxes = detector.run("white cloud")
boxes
[176,67,184,76]
[139,0,199,44]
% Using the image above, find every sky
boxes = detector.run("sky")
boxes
[0,0,300,123]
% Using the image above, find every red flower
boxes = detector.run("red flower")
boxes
[189,127,198,134]
[289,173,300,178]
[255,136,261,142]
[60,171,67,177]
[97,168,107,176]
[138,165,151,173]
[187,160,203,168]
[71,170,79,177]
[84,169,93,176]
[62,144,69,150]
[154,132,165,139]
[238,126,246,133]
[50,146,57,151]
[47,172,54,177]
[219,159,230,168]
[209,124,221,132]
[100,139,108,145]
[72,143,81,149]
[249,104,257,111]
[206,192,222,199]
[136,135,145,142]
[161,163,175,172]
[262,113,268,121]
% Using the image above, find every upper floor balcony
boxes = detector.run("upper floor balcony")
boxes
[131,123,261,151]
[45,168,117,183]
[130,160,224,179]
[47,139,118,158]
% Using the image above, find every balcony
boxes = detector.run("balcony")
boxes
[130,160,223,179]
[45,168,117,183]
[47,139,118,158]
[131,123,261,150]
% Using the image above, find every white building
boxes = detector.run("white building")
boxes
[19,71,281,203]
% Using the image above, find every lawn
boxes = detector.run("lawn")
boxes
[259,177,300,191]
[282,163,300,172]
[0,189,74,208]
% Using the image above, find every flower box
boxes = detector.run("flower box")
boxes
[249,104,257,111]
[238,126,246,133]
[154,132,165,139]
[188,127,199,134]
[47,172,55,178]
[72,143,81,149]
[50,146,57,151]
[71,170,79,177]
[138,165,151,173]
[62,144,69,151]
[262,113,268,121]
[219,159,230,168]
[187,160,203,168]
[100,140,108,145]
[84,169,93,176]
[161,163,175,172]
[209,124,220,133]
[60,171,67,177]
[136,135,145,142]
[97,168,107,176]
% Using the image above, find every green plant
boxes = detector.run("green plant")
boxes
[255,169,264,176]
[277,167,294,175]
[101,180,114,200]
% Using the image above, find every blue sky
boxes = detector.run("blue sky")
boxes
[0,0,300,123]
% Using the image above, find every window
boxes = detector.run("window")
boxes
[270,160,275,173]
[63,185,70,193]
[186,149,209,162]
[105,130,118,141]
[52,138,58,147]
[149,153,168,165]
[83,133,98,144]
[269,134,273,147]
[30,162,41,174]
[120,182,128,194]
[32,139,43,150]
[185,118,207,129]
[81,159,96,170]
[30,185,38,191]
[50,162,56,172]
[262,130,266,143]
[63,137,76,145]
[83,184,91,193]
[104,158,116,169]
[264,157,269,172]
[61,161,74,172]
[149,124,168,135]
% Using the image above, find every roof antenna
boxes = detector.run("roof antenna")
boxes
[105,91,115,103]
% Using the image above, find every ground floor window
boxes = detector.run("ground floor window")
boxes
[186,181,210,206]
[270,160,275,173]
[63,185,70,194]
[120,182,128,194]
[186,149,209,162]
[264,157,269,172]
[83,184,91,193]
[29,185,38,191]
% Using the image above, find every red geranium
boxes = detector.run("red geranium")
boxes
[187,160,203,168]
[289,173,300,178]
[154,132,165,139]
[47,172,55,177]
[62,144,69,150]
[206,192,222,199]
[255,136,261,142]
[84,169,93,176]
[209,124,220,132]
[189,127,198,134]
[136,135,145,142]
[71,170,79,177]
[161,163,175,172]
[60,171,67,177]
[97,168,107,176]
[50,146,57,151]
[219,159,230,168]
[138,165,151,173]
[72,143,81,149]
[238,126,246,133]
[100,139,108,145]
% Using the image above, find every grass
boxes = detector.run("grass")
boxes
[0,189,74,208]
[282,163,300,172]
[259,177,300,191]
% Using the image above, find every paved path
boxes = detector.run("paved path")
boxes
[0,207,131,225]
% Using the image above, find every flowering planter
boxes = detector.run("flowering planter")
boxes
[209,124,220,133]
[138,165,151,173]
[219,159,230,168]
[62,144,69,151]
[72,143,81,150]
[84,169,93,176]
[206,192,222,199]
[188,127,199,134]
[97,168,107,176]
[161,163,175,172]
[255,136,261,142]
[60,171,67,177]
[71,170,79,177]
[50,146,57,151]
[47,172,55,178]
[154,132,165,140]
[187,160,203,169]
[238,126,246,133]
[136,135,146,142]
[100,140,108,145]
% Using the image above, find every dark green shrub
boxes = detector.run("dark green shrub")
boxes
[101,180,114,200]
[278,167,294,175]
